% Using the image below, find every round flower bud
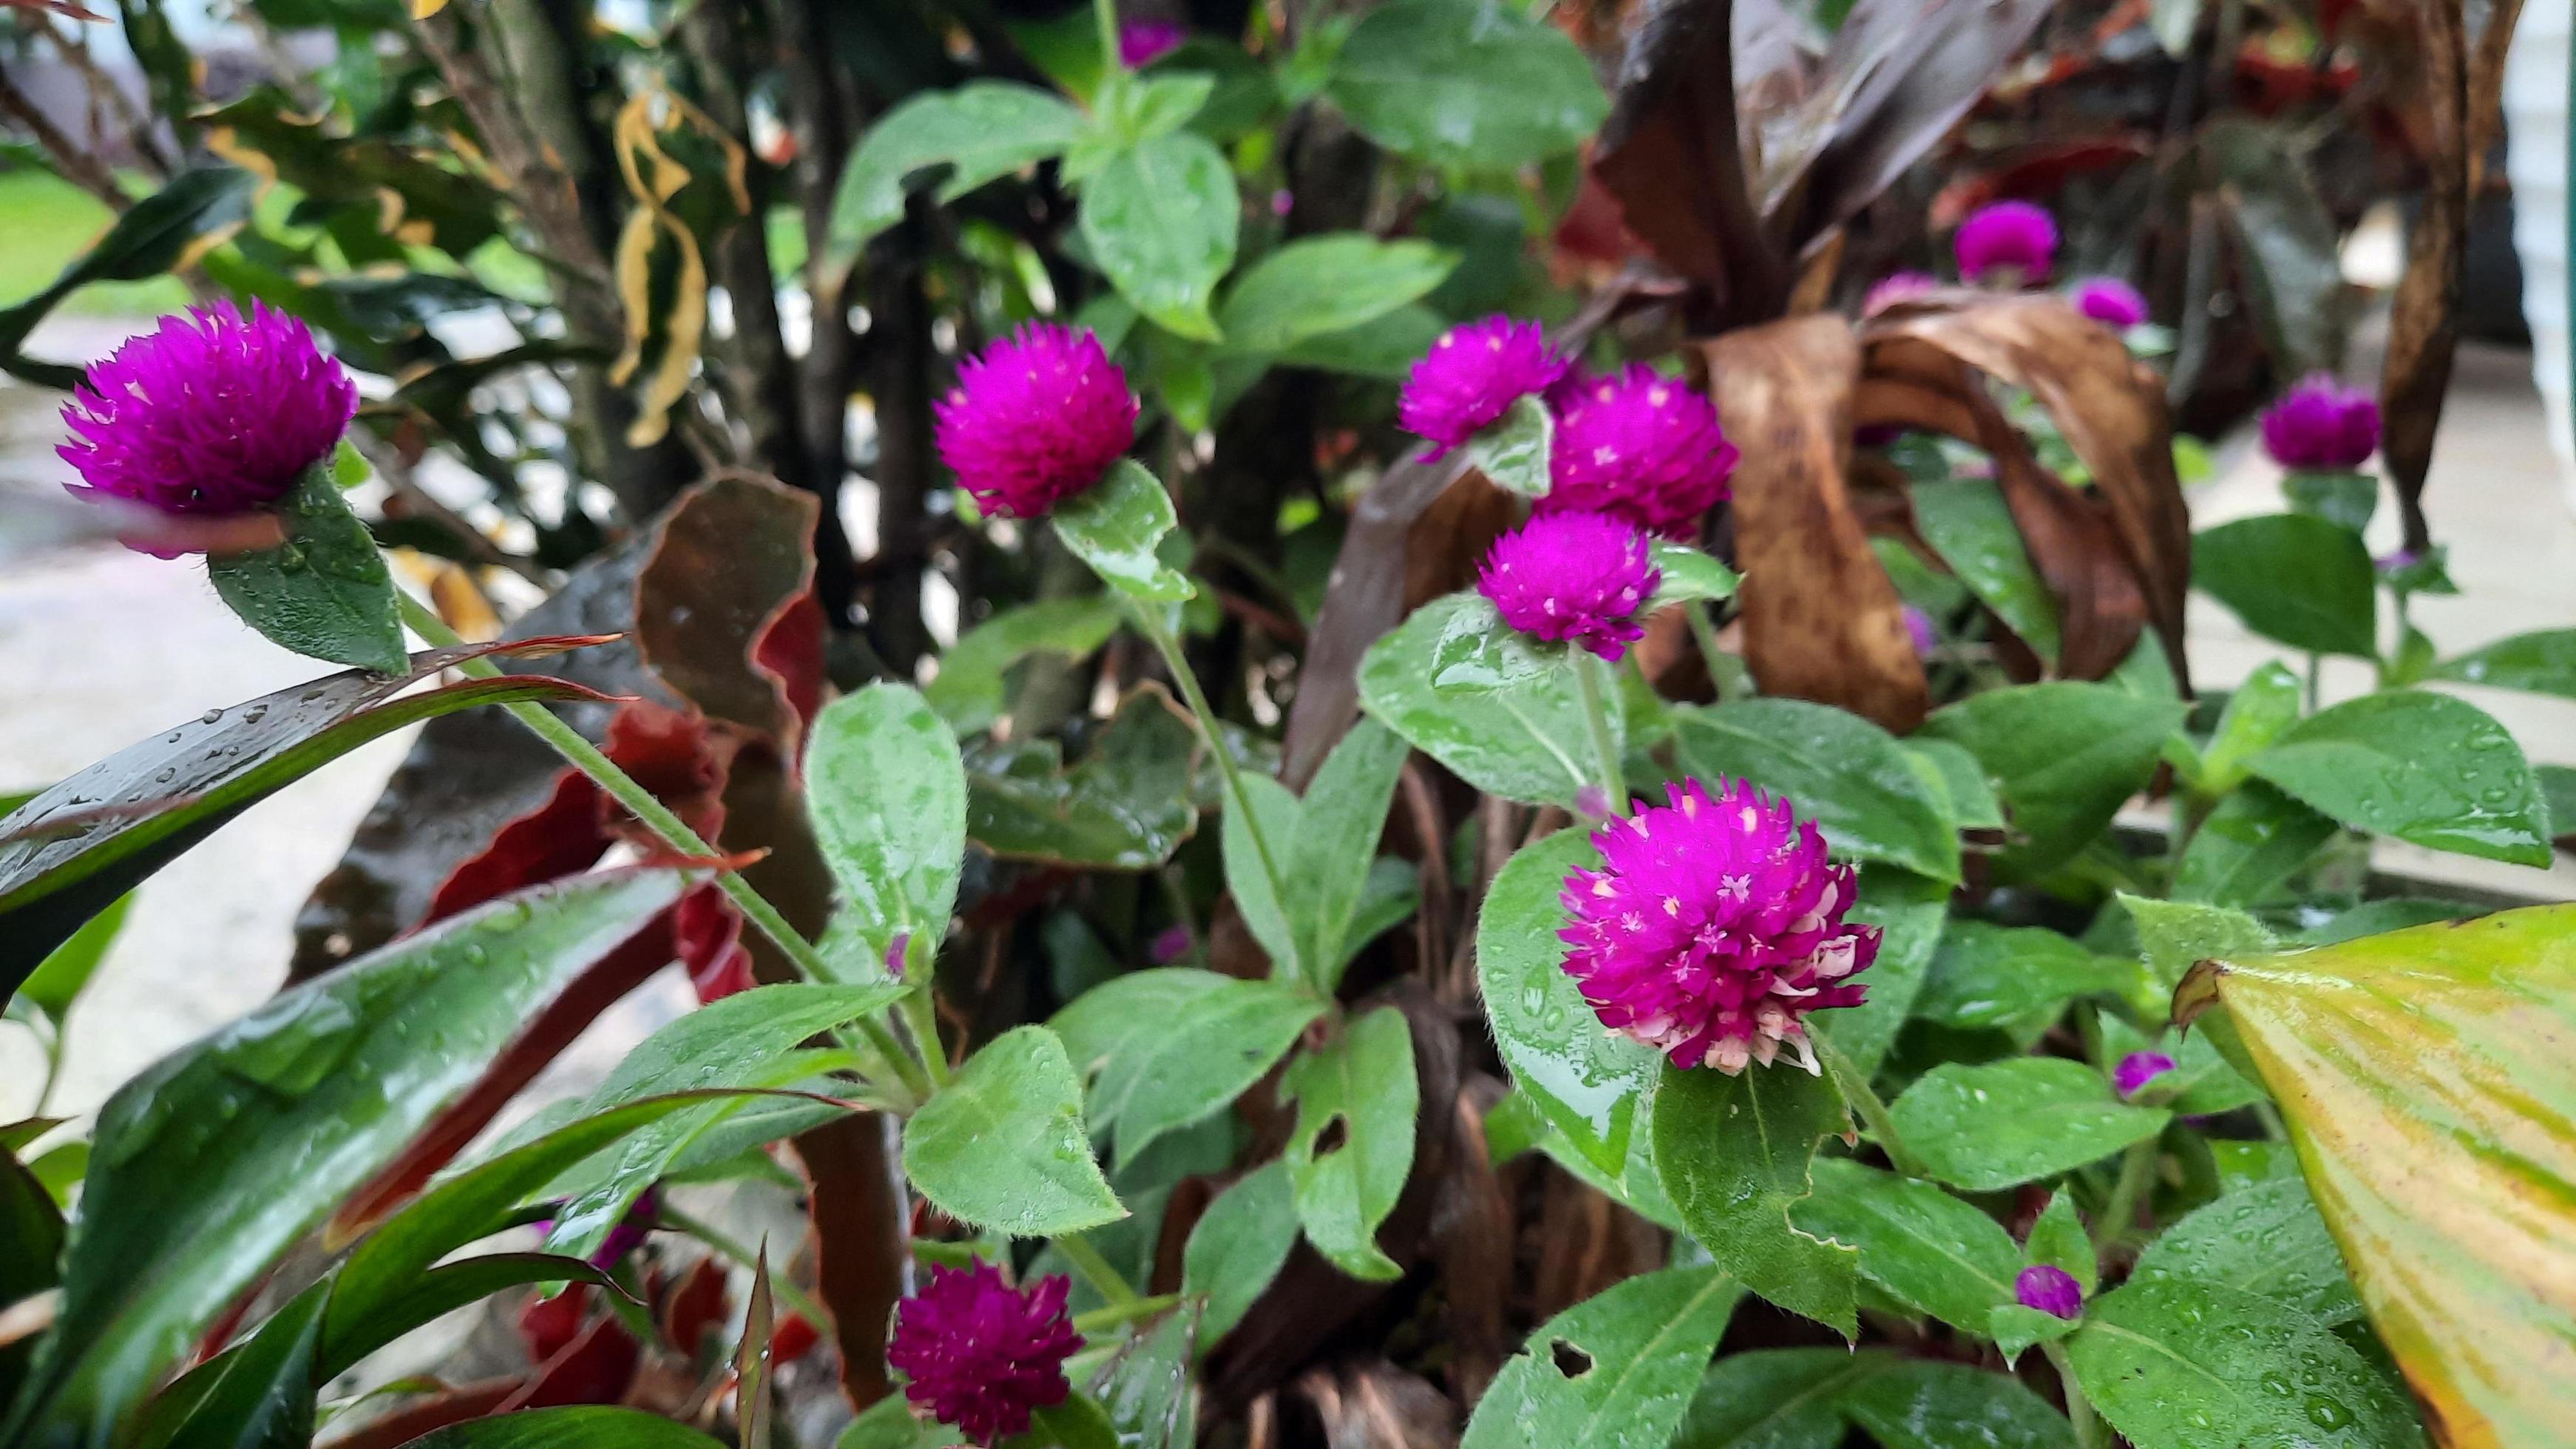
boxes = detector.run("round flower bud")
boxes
[1954,201,2058,285]
[1477,510,1661,663]
[2016,1264,2084,1321]
[1399,316,1569,460]
[1119,18,1186,67]
[1558,778,1881,1073]
[2072,276,2149,330]
[2113,1050,2177,1098]
[1862,271,1939,315]
[1541,363,1738,537]
[935,323,1137,519]
[2260,374,2381,472]
[887,1261,1084,1443]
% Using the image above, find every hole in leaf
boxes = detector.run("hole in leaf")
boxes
[1549,1339,1593,1379]
[1312,1113,1349,1158]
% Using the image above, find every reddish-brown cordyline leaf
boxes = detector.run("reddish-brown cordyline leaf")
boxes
[636,472,825,760]
[2376,0,2469,556]
[1868,293,2193,690]
[1705,313,1928,730]
[793,1114,904,1408]
[2175,906,2576,1448]
[311,1379,523,1449]
[0,637,620,991]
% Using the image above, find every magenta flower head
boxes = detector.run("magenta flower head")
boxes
[1558,778,1880,1074]
[2260,374,2381,471]
[2114,1050,2177,1098]
[1399,316,1569,461]
[58,299,356,543]
[888,1261,1084,1443]
[2072,276,2149,330]
[1118,18,1187,67]
[1862,271,1939,315]
[935,322,1136,519]
[1954,201,2058,285]
[2016,1265,2084,1321]
[1477,510,1660,662]
[1541,363,1738,536]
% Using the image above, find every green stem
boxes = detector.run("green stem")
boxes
[2093,1136,2160,1255]
[1137,610,1298,979]
[1052,1232,1141,1306]
[2041,1342,2108,1449]
[1071,1293,1180,1335]
[394,593,931,1104]
[657,1206,831,1329]
[1573,652,1625,813]
[2303,651,2322,713]
[1092,0,1121,78]
[1814,1031,1925,1177]
[901,980,951,1088]
[1685,603,1732,700]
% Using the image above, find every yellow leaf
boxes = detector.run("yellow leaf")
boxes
[410,0,448,16]
[2178,906,2576,1446]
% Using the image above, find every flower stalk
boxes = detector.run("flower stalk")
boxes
[1814,1031,1925,1177]
[1134,605,1295,971]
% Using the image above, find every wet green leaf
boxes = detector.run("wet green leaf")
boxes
[1181,1161,1297,1343]
[1654,1062,1858,1335]
[1078,132,1237,340]
[1361,591,1619,809]
[406,1407,727,1448]
[2172,783,2338,908]
[2131,1176,2361,1324]
[2121,894,2277,1000]
[14,894,129,1027]
[1837,1359,2073,1449]
[2026,1191,2095,1293]
[1675,1348,1877,1448]
[1216,236,1456,355]
[1918,682,2184,875]
[808,684,967,978]
[1889,1058,2168,1192]
[2282,469,2378,535]
[1790,1158,2019,1338]
[1460,1266,1740,1449]
[1913,923,2142,1034]
[2244,689,2551,866]
[1645,543,1741,614]
[967,686,1200,869]
[822,84,1083,282]
[1221,719,1409,989]
[2197,661,2304,794]
[904,1025,1123,1238]
[1464,394,1553,498]
[1325,0,1607,171]
[1814,867,1948,1080]
[925,595,1126,735]
[2192,513,2376,657]
[1672,699,1960,883]
[1052,968,1323,1167]
[2429,628,2576,700]
[1087,1308,1195,1449]
[1054,461,1195,603]
[2067,1280,2422,1449]
[1902,739,2004,831]
[153,1282,323,1449]
[1283,1006,1416,1280]
[1910,477,2061,662]
[206,466,407,675]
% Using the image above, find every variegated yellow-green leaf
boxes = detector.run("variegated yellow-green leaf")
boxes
[2175,906,2576,1446]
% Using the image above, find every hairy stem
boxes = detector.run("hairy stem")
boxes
[2041,1342,2109,1449]
[1573,653,1626,812]
[1053,1232,1141,1306]
[1138,608,1298,980]
[2093,1136,2160,1255]
[659,1204,833,1328]
[1814,1031,1925,1178]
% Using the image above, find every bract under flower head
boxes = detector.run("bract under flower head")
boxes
[1398,316,1568,460]
[58,299,356,541]
[1476,510,1660,662]
[1558,778,1880,1073]
[887,1261,1083,1443]
[2260,373,2381,471]
[1540,363,1738,536]
[935,322,1137,518]
[1954,201,2058,285]
[2072,276,2149,330]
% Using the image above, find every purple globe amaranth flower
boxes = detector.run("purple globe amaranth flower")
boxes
[1118,18,1187,67]
[888,1261,1083,1443]
[2016,1265,2084,1321]
[1399,316,1569,461]
[58,299,357,541]
[1558,778,1880,1075]
[935,322,1137,519]
[1150,923,1193,963]
[2114,1050,2177,1098]
[1955,201,2058,285]
[1540,363,1738,537]
[1862,270,1939,315]
[2072,276,2149,330]
[1477,510,1660,663]
[2261,374,2381,471]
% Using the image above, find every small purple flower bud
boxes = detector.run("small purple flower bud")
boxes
[935,323,1136,519]
[1270,189,1295,218]
[2376,549,2421,573]
[2115,1050,2177,1098]
[2260,375,2381,471]
[1117,18,1186,68]
[1575,784,1614,821]
[887,931,912,977]
[889,1262,1084,1443]
[2072,276,2149,330]
[1398,316,1569,461]
[1954,202,2058,285]
[1477,511,1661,663]
[1150,923,1192,963]
[2016,1264,2084,1320]
[1863,271,1939,315]
[1902,606,1937,659]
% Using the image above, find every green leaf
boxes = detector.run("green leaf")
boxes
[808,683,967,978]
[904,1025,1124,1237]
[204,465,407,674]
[1180,1161,1298,1343]
[2192,512,2377,657]
[1812,868,1948,1080]
[1078,130,1238,341]
[405,1407,728,1449]
[841,1394,967,1449]
[2175,906,2576,1442]
[926,596,1126,735]
[8,867,685,1445]
[1475,832,1659,1175]
[1789,1159,2020,1338]
[1837,1360,2075,1449]
[1654,1062,1859,1335]
[2282,469,2379,533]
[1282,1006,1417,1280]
[1087,1308,1196,1449]
[1220,719,1411,989]
[543,983,904,1262]
[1214,235,1457,355]
[1672,699,1962,883]
[2026,1190,2095,1293]
[1917,682,2186,875]
[2068,1280,2424,1449]
[1912,923,2142,1034]
[15,895,129,1026]
[0,168,258,379]
[154,1282,324,1449]
[2197,660,2304,794]
[1051,968,1323,1168]
[1459,1266,1741,1449]
[1054,461,1196,603]
[1070,74,1214,177]
[1426,593,1556,693]
[1272,302,1446,379]
[821,84,1085,283]
[1360,591,1618,809]
[2243,689,2551,866]
[2121,894,2276,999]
[1986,1303,2080,1364]
[1889,1058,2169,1192]
[967,686,1200,869]
[2131,1176,2361,1324]
[1022,1392,1129,1449]
[1644,543,1741,613]
[1902,739,2004,831]
[1323,0,1607,171]
[1908,477,2061,662]
[1463,395,1553,498]
[2172,784,2337,908]
[1676,1348,1879,1448]
[2429,628,2576,699]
